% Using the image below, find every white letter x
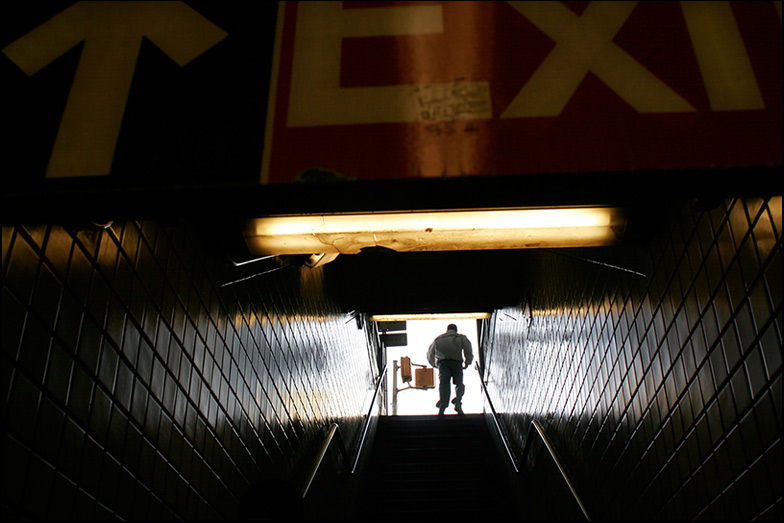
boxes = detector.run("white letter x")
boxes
[503,1,695,118]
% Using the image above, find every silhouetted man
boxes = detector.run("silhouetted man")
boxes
[427,324,473,416]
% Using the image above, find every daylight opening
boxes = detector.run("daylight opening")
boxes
[377,317,484,416]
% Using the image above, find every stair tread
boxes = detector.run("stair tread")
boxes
[354,415,520,521]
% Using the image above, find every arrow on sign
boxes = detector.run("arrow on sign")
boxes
[3,1,227,178]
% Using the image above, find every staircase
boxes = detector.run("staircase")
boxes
[353,414,520,521]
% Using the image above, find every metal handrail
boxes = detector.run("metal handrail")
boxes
[301,423,348,499]
[475,364,520,473]
[476,364,591,520]
[349,363,387,474]
[523,420,591,521]
[301,363,387,499]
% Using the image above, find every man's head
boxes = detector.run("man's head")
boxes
[447,324,458,332]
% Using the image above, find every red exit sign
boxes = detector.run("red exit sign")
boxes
[263,1,781,183]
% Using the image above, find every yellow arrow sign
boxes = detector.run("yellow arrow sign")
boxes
[3,1,227,178]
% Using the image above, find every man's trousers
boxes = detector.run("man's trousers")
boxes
[436,359,464,411]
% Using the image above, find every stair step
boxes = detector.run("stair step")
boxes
[353,414,520,520]
[354,498,518,520]
[354,506,518,522]
[364,482,506,498]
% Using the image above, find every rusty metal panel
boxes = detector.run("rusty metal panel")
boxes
[264,1,781,183]
[415,367,434,390]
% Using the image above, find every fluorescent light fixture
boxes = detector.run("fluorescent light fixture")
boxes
[371,312,492,322]
[243,207,625,256]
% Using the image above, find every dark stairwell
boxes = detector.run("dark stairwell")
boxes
[351,414,522,521]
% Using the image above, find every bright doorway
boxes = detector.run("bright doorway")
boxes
[384,318,483,416]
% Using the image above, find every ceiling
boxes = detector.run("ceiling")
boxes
[324,247,535,316]
[5,166,778,318]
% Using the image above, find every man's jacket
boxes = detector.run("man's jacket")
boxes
[427,331,473,368]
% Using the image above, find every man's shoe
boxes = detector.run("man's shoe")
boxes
[454,405,464,415]
[436,400,446,416]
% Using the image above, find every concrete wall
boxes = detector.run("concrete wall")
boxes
[2,220,379,520]
[483,196,781,520]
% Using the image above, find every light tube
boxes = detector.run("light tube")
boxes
[243,207,625,256]
[371,312,493,321]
